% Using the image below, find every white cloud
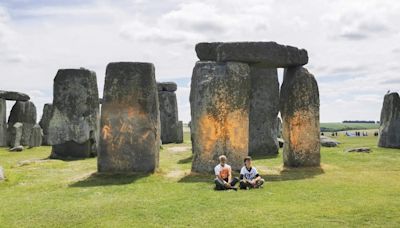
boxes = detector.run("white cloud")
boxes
[0,0,399,123]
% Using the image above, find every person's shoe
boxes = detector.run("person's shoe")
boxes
[231,186,238,191]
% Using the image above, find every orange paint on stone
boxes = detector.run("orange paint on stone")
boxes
[225,110,248,152]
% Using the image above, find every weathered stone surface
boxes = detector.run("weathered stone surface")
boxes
[195,42,308,67]
[378,92,400,148]
[0,166,4,180]
[277,117,282,138]
[249,66,279,156]
[280,67,320,167]
[320,136,339,147]
[9,145,24,152]
[190,61,250,173]
[7,101,36,146]
[158,86,179,144]
[39,103,53,145]
[48,68,99,159]
[157,82,177,92]
[9,122,23,148]
[195,42,222,62]
[0,98,6,146]
[0,90,30,101]
[346,147,371,153]
[29,124,42,148]
[98,62,160,173]
[176,121,184,143]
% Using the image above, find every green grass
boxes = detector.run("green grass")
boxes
[1,133,400,227]
[320,122,380,132]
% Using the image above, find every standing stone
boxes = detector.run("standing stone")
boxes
[378,92,400,148]
[29,124,43,148]
[249,66,279,156]
[7,101,37,146]
[39,103,53,145]
[176,121,184,143]
[190,61,250,173]
[0,98,6,146]
[9,122,23,148]
[158,82,180,144]
[277,117,282,138]
[48,68,99,159]
[280,67,320,167]
[98,62,160,173]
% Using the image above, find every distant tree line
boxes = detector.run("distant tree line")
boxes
[342,120,378,124]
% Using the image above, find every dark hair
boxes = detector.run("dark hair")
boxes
[244,156,252,163]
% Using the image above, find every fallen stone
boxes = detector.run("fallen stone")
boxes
[98,62,160,173]
[39,103,53,145]
[8,122,23,148]
[345,147,371,153]
[157,82,177,92]
[249,66,279,156]
[0,98,6,146]
[176,121,184,144]
[280,67,320,167]
[190,61,251,173]
[48,68,100,159]
[0,90,30,101]
[320,136,339,147]
[7,101,36,146]
[9,145,24,152]
[378,92,400,148]
[28,124,42,148]
[195,42,308,67]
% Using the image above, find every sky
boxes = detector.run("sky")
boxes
[0,0,399,123]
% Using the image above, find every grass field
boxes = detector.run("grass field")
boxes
[320,122,380,132]
[1,132,400,227]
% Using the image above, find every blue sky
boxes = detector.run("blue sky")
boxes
[1,0,400,122]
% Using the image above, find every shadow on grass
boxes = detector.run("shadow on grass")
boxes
[69,172,150,187]
[265,166,324,182]
[251,154,279,160]
[178,172,213,183]
[177,155,193,164]
[178,167,324,183]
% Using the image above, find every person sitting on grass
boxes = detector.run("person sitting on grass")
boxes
[239,156,264,190]
[214,155,238,191]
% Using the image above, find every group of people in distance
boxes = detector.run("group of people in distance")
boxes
[214,155,264,191]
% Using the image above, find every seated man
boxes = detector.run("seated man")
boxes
[239,156,264,189]
[214,155,238,191]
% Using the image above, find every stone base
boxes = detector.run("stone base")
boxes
[50,140,95,159]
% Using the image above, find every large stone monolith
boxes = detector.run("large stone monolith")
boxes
[29,124,43,148]
[280,67,320,167]
[7,101,37,146]
[98,62,160,173]
[249,66,279,156]
[378,92,400,148]
[48,68,99,159]
[0,98,6,146]
[9,122,23,148]
[190,61,250,173]
[39,103,53,145]
[157,82,180,144]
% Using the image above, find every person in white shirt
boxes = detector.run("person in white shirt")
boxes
[214,155,239,191]
[239,156,264,189]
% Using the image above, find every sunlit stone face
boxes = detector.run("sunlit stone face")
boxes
[190,61,251,173]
